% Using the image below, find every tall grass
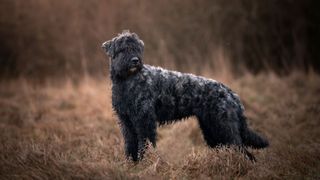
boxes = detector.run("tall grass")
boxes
[0,73,319,179]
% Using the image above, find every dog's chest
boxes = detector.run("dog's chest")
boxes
[111,78,151,114]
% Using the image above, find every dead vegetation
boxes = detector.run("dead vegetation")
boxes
[0,72,319,179]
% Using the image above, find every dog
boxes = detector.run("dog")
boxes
[102,30,268,162]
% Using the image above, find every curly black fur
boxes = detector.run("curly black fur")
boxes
[102,31,269,162]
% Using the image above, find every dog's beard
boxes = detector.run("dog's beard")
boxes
[129,64,142,74]
[129,67,137,72]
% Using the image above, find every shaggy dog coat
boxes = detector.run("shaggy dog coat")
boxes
[102,31,269,161]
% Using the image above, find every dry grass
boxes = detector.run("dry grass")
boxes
[0,73,320,179]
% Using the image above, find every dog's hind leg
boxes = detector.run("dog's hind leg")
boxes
[197,115,220,147]
[197,112,257,162]
[197,113,242,147]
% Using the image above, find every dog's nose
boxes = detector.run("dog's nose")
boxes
[131,57,139,64]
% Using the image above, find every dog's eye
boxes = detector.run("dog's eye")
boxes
[115,49,126,57]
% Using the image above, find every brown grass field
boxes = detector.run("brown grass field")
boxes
[0,72,319,179]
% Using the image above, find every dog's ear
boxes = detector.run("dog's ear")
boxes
[102,40,114,57]
[131,33,144,48]
[139,39,144,47]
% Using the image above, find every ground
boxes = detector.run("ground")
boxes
[0,72,319,179]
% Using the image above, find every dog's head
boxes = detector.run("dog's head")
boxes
[102,30,144,80]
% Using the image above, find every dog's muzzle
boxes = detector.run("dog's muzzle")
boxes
[129,57,141,73]
[131,57,140,64]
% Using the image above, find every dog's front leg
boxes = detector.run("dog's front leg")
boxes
[118,114,139,161]
[133,105,157,160]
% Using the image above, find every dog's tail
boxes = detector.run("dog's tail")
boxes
[242,128,269,149]
[240,116,269,149]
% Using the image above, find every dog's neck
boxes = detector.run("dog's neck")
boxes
[110,65,142,84]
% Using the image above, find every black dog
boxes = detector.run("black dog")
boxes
[102,31,268,161]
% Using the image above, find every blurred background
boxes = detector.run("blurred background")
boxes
[1,0,319,80]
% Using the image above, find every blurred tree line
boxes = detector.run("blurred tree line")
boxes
[0,0,319,79]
